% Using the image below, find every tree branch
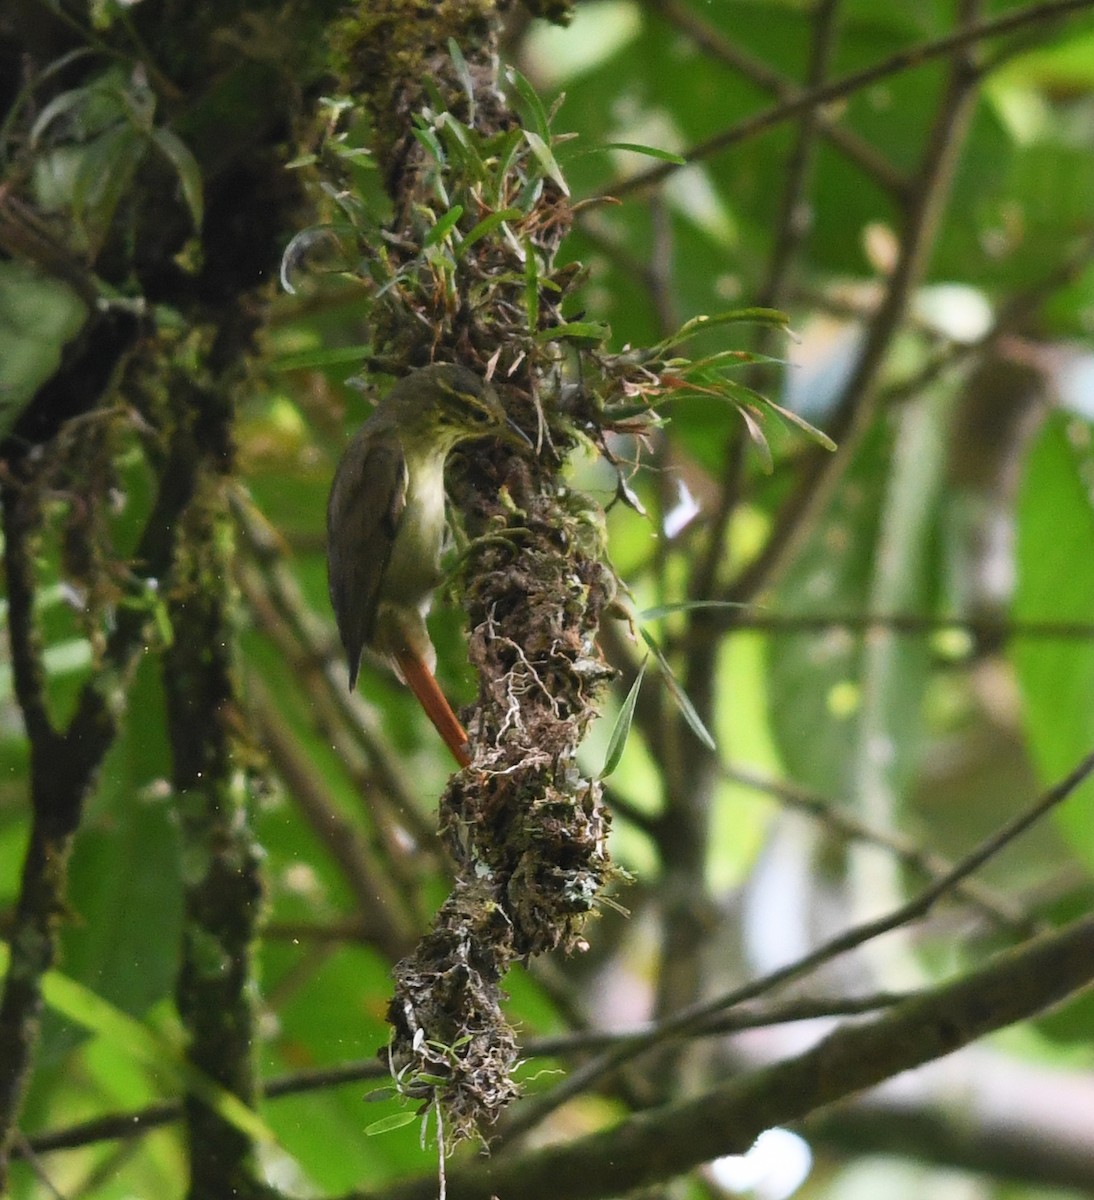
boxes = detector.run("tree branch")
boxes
[502,745,1094,1136]
[598,0,1094,202]
[345,910,1094,1200]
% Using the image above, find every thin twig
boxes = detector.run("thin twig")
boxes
[722,8,982,607]
[372,912,1094,1200]
[596,0,1094,202]
[721,762,1043,934]
[693,610,1094,641]
[16,992,908,1159]
[648,0,904,195]
[500,746,1094,1138]
[690,0,843,607]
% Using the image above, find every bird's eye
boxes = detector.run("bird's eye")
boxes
[460,398,495,425]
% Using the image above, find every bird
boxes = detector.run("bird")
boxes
[326,362,522,768]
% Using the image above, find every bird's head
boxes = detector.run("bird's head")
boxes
[391,364,529,452]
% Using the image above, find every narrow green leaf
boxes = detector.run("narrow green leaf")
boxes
[457,207,523,256]
[411,123,444,164]
[151,126,204,230]
[533,320,610,344]
[447,37,476,124]
[639,601,750,621]
[656,307,790,354]
[436,112,483,172]
[269,343,371,372]
[365,1111,419,1136]
[737,405,773,473]
[638,628,717,752]
[716,377,837,452]
[71,123,145,249]
[600,656,647,778]
[506,65,551,140]
[677,350,785,373]
[522,129,570,197]
[493,128,526,208]
[602,141,686,164]
[760,396,837,452]
[424,203,464,248]
[523,237,540,333]
[29,86,89,147]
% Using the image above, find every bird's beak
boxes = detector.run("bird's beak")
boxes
[505,417,534,449]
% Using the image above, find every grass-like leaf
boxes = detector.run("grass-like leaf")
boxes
[269,343,372,372]
[654,307,789,355]
[424,203,465,248]
[365,1111,420,1136]
[639,600,750,621]
[458,207,523,256]
[151,126,204,231]
[522,129,570,196]
[639,628,717,752]
[602,141,686,164]
[600,656,648,778]
[506,65,551,142]
[534,320,610,344]
[446,37,476,125]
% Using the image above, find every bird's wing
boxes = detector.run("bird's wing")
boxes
[326,429,408,689]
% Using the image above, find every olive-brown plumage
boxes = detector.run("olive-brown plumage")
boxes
[326,363,513,766]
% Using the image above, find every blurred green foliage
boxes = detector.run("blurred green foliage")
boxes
[4,1,1094,1197]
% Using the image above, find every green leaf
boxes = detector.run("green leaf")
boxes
[522,129,570,197]
[457,207,523,256]
[736,404,773,473]
[601,141,686,164]
[446,37,476,124]
[533,320,610,344]
[639,601,750,621]
[151,126,204,231]
[29,85,91,147]
[600,657,647,778]
[365,1111,419,1136]
[70,122,145,251]
[506,65,551,141]
[718,377,837,452]
[655,308,790,354]
[0,261,88,433]
[411,123,444,165]
[269,343,372,372]
[756,396,836,452]
[423,203,465,248]
[639,628,717,752]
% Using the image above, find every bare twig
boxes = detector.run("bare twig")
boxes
[352,910,1094,1200]
[721,762,1043,934]
[648,0,904,195]
[722,7,983,607]
[597,0,1094,202]
[501,746,1094,1137]
[14,992,907,1159]
[693,610,1094,642]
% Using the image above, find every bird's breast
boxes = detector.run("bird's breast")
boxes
[382,451,448,610]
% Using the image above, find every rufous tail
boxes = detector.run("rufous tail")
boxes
[393,648,472,768]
